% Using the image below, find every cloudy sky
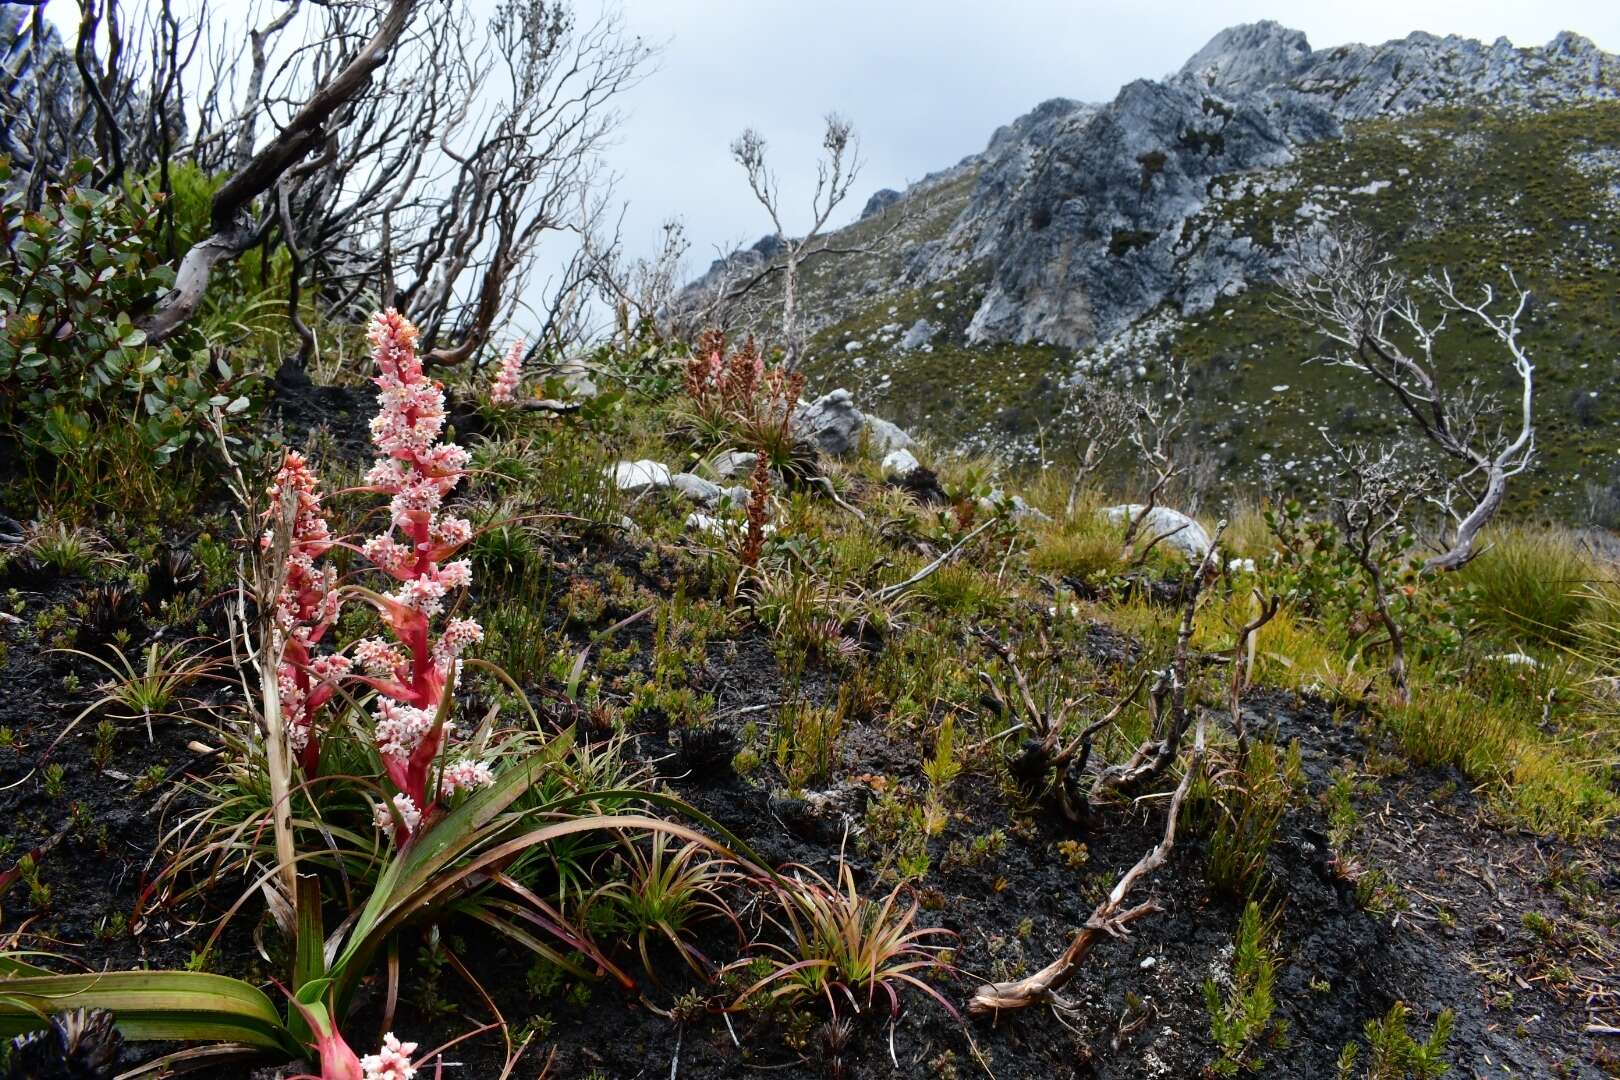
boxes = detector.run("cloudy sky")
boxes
[602,0,1620,278]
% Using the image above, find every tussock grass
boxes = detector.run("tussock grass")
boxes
[1458,525,1601,648]
[1380,672,1616,839]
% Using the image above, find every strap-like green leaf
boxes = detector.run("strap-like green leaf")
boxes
[0,971,297,1054]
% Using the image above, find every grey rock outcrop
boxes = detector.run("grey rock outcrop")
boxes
[861,188,902,218]
[795,389,865,455]
[1180,22,1620,119]
[683,22,1620,365]
[946,23,1620,350]
[1100,505,1212,559]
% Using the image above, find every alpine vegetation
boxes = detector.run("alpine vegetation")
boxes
[0,4,1616,1079]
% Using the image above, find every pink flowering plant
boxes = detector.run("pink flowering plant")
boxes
[344,309,495,842]
[488,338,525,405]
[264,451,349,774]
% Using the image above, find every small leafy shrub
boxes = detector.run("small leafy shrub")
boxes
[0,160,251,508]
[1205,901,1282,1074]
[1336,1001,1453,1079]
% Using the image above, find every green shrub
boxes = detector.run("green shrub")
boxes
[0,159,252,510]
[1205,901,1282,1074]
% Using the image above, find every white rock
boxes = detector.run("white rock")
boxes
[1489,652,1539,668]
[683,512,725,537]
[864,414,914,453]
[610,460,671,494]
[979,489,1052,523]
[712,450,758,479]
[882,448,921,480]
[670,472,723,505]
[1100,505,1212,559]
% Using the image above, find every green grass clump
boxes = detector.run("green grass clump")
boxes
[1458,525,1598,647]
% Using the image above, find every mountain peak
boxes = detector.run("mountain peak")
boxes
[1177,21,1313,96]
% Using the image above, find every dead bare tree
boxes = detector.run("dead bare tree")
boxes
[729,113,861,369]
[1325,440,1428,706]
[142,0,421,342]
[1227,589,1280,763]
[968,528,1228,1015]
[1278,226,1536,571]
[1117,361,1192,559]
[968,710,1208,1017]
[1062,374,1131,517]
[978,639,1150,824]
[14,1,651,366]
[585,212,692,347]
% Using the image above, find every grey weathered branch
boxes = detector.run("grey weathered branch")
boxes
[967,711,1207,1016]
[141,0,420,342]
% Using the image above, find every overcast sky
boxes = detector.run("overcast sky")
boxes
[602,0,1620,280]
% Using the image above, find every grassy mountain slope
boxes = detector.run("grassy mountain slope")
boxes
[790,101,1620,519]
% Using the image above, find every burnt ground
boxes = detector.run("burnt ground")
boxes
[0,382,1616,1079]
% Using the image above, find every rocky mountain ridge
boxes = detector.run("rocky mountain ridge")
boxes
[683,22,1620,519]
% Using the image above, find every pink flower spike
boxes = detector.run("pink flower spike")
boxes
[489,338,525,405]
[356,307,481,841]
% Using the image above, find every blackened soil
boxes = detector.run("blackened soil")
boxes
[207,677,1620,1080]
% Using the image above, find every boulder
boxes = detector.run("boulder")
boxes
[899,319,937,350]
[609,460,671,494]
[794,389,865,456]
[864,414,914,453]
[712,450,759,479]
[1100,504,1211,559]
[882,448,921,481]
[669,472,723,505]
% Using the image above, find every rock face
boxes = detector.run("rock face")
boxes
[682,22,1620,357]
[1181,23,1620,119]
[944,24,1620,350]
[953,77,1337,348]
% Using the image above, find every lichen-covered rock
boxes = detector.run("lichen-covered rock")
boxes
[610,460,671,494]
[794,389,865,456]
[1100,504,1212,559]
